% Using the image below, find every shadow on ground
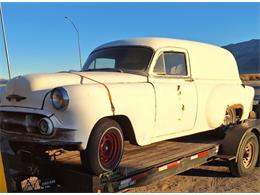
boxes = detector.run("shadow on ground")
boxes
[179,160,233,178]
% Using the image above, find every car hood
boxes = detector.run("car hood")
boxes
[0,71,147,108]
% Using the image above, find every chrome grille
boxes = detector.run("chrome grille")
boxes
[0,111,45,134]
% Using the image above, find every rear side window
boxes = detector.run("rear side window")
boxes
[153,52,188,76]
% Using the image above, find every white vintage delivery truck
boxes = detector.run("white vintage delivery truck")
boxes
[0,38,255,175]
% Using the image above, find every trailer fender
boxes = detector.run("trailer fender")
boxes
[220,120,260,166]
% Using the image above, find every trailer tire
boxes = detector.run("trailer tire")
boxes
[80,119,124,175]
[256,101,260,119]
[229,132,259,177]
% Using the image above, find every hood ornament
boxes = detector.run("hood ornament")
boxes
[6,94,26,102]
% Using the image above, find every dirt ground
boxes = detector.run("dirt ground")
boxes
[126,162,260,193]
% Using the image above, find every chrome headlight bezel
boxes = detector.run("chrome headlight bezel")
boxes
[50,87,69,110]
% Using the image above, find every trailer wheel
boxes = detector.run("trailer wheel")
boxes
[229,132,259,177]
[80,119,124,175]
[256,101,260,119]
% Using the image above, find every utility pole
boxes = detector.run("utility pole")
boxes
[0,3,12,80]
[65,16,82,70]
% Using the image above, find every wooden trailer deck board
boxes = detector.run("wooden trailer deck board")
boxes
[53,131,221,175]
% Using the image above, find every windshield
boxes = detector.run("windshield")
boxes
[82,46,153,73]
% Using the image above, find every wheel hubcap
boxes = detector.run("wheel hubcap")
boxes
[99,128,122,169]
[242,142,254,169]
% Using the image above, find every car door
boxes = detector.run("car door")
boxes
[148,48,198,137]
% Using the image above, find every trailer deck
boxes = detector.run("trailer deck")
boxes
[50,131,221,192]
[57,132,220,170]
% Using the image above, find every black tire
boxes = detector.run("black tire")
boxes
[8,141,19,154]
[229,132,259,177]
[256,101,260,119]
[257,152,260,167]
[80,118,124,175]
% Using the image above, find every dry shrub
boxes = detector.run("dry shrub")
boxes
[250,75,257,80]
[240,74,260,81]
[240,75,250,81]
[255,74,260,80]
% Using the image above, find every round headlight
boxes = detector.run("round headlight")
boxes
[50,87,69,110]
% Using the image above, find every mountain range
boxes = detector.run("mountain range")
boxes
[223,39,260,74]
[0,79,8,85]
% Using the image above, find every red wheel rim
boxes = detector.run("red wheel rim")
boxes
[99,128,122,169]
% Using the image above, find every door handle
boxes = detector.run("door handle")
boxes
[177,85,181,91]
[185,78,194,82]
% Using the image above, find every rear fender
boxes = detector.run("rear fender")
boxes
[206,84,254,128]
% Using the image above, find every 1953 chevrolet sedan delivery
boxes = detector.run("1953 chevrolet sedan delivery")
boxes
[0,38,255,174]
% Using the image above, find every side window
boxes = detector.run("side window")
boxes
[153,52,188,76]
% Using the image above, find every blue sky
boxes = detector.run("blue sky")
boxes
[0,2,260,79]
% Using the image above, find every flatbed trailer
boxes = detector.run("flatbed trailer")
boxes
[1,119,260,192]
[53,134,220,192]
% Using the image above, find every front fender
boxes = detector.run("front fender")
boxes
[108,82,156,146]
[43,83,113,149]
[43,82,156,149]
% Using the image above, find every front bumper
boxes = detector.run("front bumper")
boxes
[0,128,81,147]
[0,107,82,150]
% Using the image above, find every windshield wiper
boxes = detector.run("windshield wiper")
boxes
[85,68,124,73]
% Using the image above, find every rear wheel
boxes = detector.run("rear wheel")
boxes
[229,132,259,177]
[223,107,236,126]
[80,119,124,175]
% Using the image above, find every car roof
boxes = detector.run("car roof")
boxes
[93,37,240,81]
[93,37,221,52]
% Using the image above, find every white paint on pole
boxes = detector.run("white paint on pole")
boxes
[0,3,12,80]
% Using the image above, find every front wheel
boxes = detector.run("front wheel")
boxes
[229,132,259,177]
[80,119,124,175]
